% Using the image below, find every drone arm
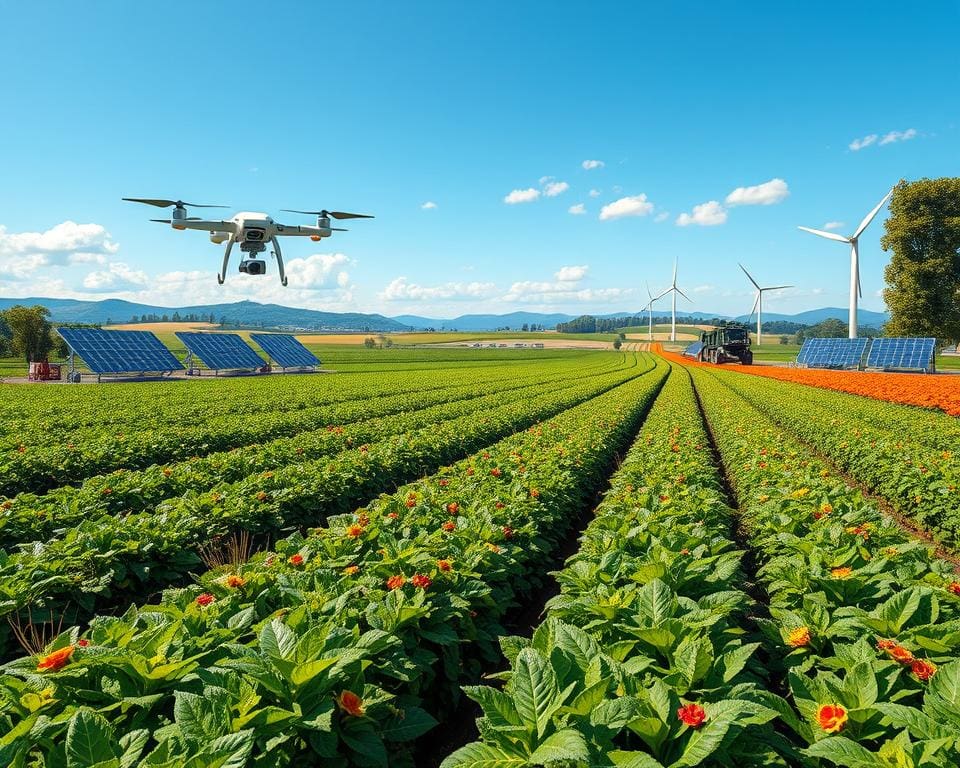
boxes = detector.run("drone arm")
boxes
[178,219,239,234]
[273,223,340,237]
[218,236,235,285]
[271,237,288,287]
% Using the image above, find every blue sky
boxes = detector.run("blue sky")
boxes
[0,1,956,318]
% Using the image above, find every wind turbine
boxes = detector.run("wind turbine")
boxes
[739,264,792,346]
[662,260,692,341]
[798,189,892,338]
[644,283,669,342]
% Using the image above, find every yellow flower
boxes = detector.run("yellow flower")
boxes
[787,626,811,647]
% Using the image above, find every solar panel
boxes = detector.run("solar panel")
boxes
[683,341,704,359]
[251,333,320,368]
[58,328,182,374]
[866,337,935,371]
[176,332,265,371]
[796,338,868,369]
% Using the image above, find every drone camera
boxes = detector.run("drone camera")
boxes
[239,259,266,275]
[244,229,265,242]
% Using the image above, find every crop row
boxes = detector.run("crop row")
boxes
[701,366,960,546]
[0,361,669,766]
[689,363,960,767]
[0,353,617,447]
[443,365,796,767]
[1,355,635,497]
[1,357,639,547]
[0,358,656,657]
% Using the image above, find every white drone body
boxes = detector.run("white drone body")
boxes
[123,198,373,286]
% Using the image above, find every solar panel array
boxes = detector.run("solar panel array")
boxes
[176,332,265,371]
[796,338,869,369]
[683,341,704,358]
[866,337,935,371]
[57,328,183,374]
[251,333,320,368]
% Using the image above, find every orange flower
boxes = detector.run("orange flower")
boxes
[876,638,897,651]
[288,553,304,566]
[336,690,365,717]
[502,526,514,539]
[676,703,707,728]
[438,479,449,487]
[787,626,811,647]
[466,468,474,476]
[256,491,269,502]
[529,489,540,498]
[437,559,452,572]
[442,521,455,532]
[343,565,360,576]
[225,574,246,588]
[386,574,406,590]
[405,498,416,508]
[37,645,74,672]
[912,659,937,681]
[162,468,172,477]
[495,501,505,509]
[831,567,853,579]
[446,502,459,515]
[886,645,915,664]
[346,524,364,538]
[490,468,502,478]
[411,573,432,590]
[386,512,398,520]
[816,704,847,733]
[485,542,502,554]
[947,582,960,596]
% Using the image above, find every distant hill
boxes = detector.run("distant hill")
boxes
[394,312,581,331]
[0,297,410,332]
[731,307,890,326]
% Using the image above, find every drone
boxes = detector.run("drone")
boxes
[123,198,373,286]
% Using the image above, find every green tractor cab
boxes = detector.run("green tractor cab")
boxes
[698,324,753,365]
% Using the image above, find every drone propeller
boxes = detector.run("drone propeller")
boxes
[124,198,230,209]
[281,209,374,220]
[150,217,202,223]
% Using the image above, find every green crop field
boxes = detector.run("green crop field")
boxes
[3,346,960,767]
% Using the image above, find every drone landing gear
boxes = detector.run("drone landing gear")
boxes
[270,236,288,287]
[218,237,235,285]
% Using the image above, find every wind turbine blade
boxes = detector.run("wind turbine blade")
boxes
[672,259,677,287]
[857,267,863,298]
[738,263,760,290]
[749,293,759,318]
[853,189,893,239]
[646,281,652,301]
[676,287,692,302]
[763,285,793,291]
[798,225,850,243]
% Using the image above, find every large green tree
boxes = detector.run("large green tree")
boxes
[2,305,54,364]
[881,177,960,341]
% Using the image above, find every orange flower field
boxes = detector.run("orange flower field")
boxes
[654,344,960,416]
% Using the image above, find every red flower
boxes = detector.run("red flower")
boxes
[411,573,432,590]
[37,645,74,672]
[947,582,960,596]
[495,501,505,509]
[876,638,897,650]
[386,574,406,590]
[816,704,847,733]
[502,526,514,539]
[912,659,937,681]
[195,593,215,607]
[386,512,398,520]
[77,638,90,647]
[446,502,459,515]
[677,703,706,728]
[438,479,449,487]
[466,468,474,476]
[288,553,304,566]
[405,498,417,508]
[490,468,502,478]
[887,645,915,664]
[437,559,452,572]
[337,690,365,717]
[442,521,455,532]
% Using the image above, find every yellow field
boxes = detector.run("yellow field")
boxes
[108,321,218,333]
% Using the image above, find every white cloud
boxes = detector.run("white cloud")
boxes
[582,160,605,170]
[568,203,586,215]
[283,253,351,290]
[588,189,601,198]
[504,188,540,204]
[337,271,350,287]
[503,281,629,304]
[82,262,149,291]
[849,134,878,151]
[0,220,119,278]
[654,211,670,223]
[693,284,715,293]
[725,178,789,206]
[556,265,588,282]
[676,201,727,227]
[599,194,655,221]
[538,176,554,186]
[421,201,437,210]
[543,181,569,197]
[823,221,845,230]
[879,128,917,145]
[380,277,498,302]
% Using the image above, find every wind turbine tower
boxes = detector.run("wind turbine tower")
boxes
[798,189,892,338]
[645,283,668,342]
[739,264,792,346]
[662,260,691,342]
